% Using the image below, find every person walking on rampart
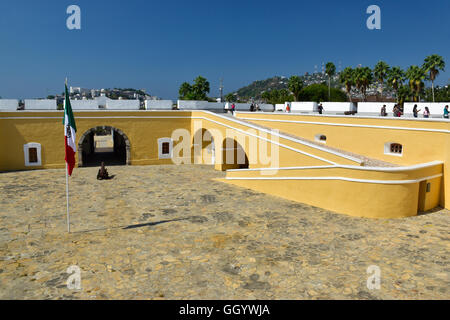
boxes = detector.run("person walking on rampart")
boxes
[413,104,421,118]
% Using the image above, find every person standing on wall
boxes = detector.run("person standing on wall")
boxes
[443,105,449,119]
[413,104,421,118]
[423,107,430,118]
[318,103,324,115]
[231,103,236,116]
[380,105,387,117]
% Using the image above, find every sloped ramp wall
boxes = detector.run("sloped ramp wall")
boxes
[222,162,443,218]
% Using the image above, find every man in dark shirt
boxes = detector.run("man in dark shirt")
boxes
[318,103,324,114]
[97,162,110,180]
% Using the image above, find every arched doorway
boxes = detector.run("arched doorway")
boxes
[192,128,215,165]
[221,138,249,171]
[78,126,131,167]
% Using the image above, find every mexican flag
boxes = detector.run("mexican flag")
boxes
[63,83,77,176]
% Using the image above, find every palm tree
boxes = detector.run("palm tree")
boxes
[406,65,426,102]
[179,82,192,99]
[288,75,304,101]
[353,67,373,101]
[373,61,390,100]
[423,54,445,102]
[386,66,405,101]
[325,62,336,101]
[339,67,354,102]
[396,85,412,106]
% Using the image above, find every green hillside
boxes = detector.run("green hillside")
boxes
[231,74,341,100]
[235,76,289,100]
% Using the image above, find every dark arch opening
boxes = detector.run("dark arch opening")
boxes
[78,126,131,167]
[192,128,215,165]
[221,138,249,171]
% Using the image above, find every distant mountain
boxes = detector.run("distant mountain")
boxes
[234,76,289,100]
[230,74,340,100]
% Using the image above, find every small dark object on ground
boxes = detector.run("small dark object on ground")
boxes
[97,162,113,180]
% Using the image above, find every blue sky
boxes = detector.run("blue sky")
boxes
[0,0,448,99]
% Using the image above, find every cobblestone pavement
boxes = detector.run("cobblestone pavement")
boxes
[0,165,448,300]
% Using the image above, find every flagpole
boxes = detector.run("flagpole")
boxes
[65,162,70,233]
[64,77,70,233]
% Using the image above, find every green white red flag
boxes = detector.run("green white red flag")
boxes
[63,83,77,176]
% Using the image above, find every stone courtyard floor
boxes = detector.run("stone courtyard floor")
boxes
[0,165,448,300]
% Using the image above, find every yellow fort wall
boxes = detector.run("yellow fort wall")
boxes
[222,162,443,218]
[191,111,363,169]
[235,112,450,210]
[0,110,192,171]
[0,110,447,218]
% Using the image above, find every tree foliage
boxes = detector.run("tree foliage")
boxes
[353,67,373,101]
[423,54,445,82]
[373,61,390,98]
[325,62,336,78]
[424,85,450,102]
[299,84,347,102]
[386,67,405,92]
[423,54,445,102]
[339,67,354,102]
[261,89,294,104]
[224,93,237,102]
[325,62,336,101]
[406,65,426,102]
[178,76,210,100]
[288,76,304,101]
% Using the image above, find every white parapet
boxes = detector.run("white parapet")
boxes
[0,99,19,110]
[178,100,224,110]
[275,104,285,111]
[145,100,174,110]
[233,103,250,111]
[106,99,140,110]
[357,102,396,116]
[223,102,274,112]
[24,99,57,110]
[95,96,112,107]
[289,101,318,112]
[404,102,450,118]
[259,104,275,112]
[70,100,99,110]
[321,102,356,113]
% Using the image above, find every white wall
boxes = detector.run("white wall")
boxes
[95,96,111,107]
[357,102,396,115]
[145,100,174,110]
[259,104,275,111]
[404,102,449,118]
[106,99,140,110]
[224,102,274,112]
[25,99,57,110]
[321,102,356,113]
[234,103,250,111]
[225,102,250,111]
[178,100,224,110]
[70,100,99,110]
[275,104,285,111]
[0,99,19,110]
[289,101,317,112]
